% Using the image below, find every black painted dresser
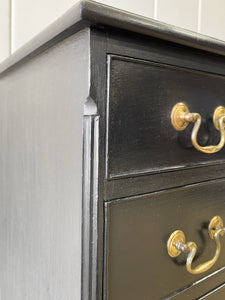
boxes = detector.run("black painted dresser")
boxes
[1,1,225,299]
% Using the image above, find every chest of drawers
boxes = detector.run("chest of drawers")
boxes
[1,1,225,299]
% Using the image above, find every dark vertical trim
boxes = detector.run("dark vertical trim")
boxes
[104,54,111,180]
[103,202,108,300]
[89,28,108,300]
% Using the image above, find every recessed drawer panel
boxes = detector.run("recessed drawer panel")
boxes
[104,179,225,299]
[107,55,225,179]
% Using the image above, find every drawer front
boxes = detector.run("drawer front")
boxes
[107,55,225,179]
[104,179,225,299]
[199,284,225,299]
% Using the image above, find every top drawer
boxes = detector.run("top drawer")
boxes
[106,55,225,179]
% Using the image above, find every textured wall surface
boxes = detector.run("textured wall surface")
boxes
[1,0,225,62]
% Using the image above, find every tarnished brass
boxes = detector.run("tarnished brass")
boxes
[171,103,225,154]
[209,216,224,239]
[167,230,186,257]
[213,106,225,130]
[171,103,190,131]
[167,216,225,275]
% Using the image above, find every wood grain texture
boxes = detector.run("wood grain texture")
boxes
[96,28,225,201]
[198,283,225,299]
[173,269,225,299]
[89,28,108,300]
[1,4,225,298]
[87,26,225,299]
[0,29,90,300]
[107,55,225,179]
[105,179,225,300]
[84,26,225,299]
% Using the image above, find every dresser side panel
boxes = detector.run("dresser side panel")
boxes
[0,29,90,300]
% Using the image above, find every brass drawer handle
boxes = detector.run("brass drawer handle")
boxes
[167,216,225,274]
[171,103,225,154]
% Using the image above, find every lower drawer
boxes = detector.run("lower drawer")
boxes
[104,179,225,299]
[199,283,225,299]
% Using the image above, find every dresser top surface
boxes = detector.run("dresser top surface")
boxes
[1,0,225,74]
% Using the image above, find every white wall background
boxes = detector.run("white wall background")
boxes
[1,0,225,63]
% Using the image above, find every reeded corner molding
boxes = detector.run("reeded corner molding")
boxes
[84,96,98,116]
[82,94,99,300]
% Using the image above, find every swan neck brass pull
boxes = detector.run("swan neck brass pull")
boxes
[167,216,225,275]
[171,103,225,154]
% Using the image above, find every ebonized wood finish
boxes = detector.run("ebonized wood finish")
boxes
[107,55,225,179]
[198,283,225,299]
[105,179,225,299]
[1,1,225,299]
[91,24,225,299]
[90,14,225,300]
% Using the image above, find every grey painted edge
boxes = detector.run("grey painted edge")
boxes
[2,0,225,75]
[82,97,99,300]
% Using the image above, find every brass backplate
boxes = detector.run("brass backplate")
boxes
[213,106,225,130]
[167,230,186,257]
[209,216,223,239]
[171,103,190,131]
